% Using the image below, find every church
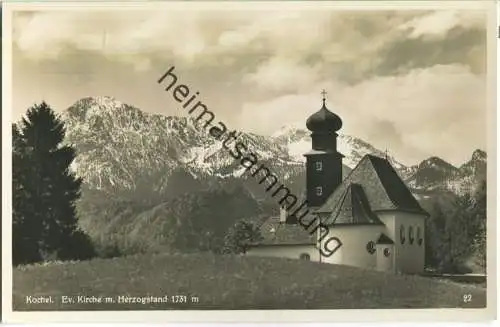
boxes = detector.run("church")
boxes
[246,93,429,274]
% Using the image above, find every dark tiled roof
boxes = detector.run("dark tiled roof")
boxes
[253,216,316,246]
[376,233,394,245]
[326,183,384,226]
[317,155,428,217]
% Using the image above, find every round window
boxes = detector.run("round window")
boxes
[300,253,310,261]
[383,248,391,257]
[409,226,415,244]
[366,241,376,254]
[400,225,406,244]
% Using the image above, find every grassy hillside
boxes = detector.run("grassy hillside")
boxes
[14,253,486,310]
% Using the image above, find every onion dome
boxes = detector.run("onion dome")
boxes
[306,97,342,133]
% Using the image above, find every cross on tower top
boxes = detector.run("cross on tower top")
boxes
[321,89,327,106]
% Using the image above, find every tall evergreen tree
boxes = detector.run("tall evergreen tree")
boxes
[13,102,94,262]
[13,123,42,264]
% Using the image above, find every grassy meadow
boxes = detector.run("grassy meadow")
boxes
[13,253,486,310]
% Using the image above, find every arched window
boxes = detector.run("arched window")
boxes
[299,253,311,261]
[400,225,406,244]
[417,227,423,246]
[366,241,375,254]
[409,226,415,245]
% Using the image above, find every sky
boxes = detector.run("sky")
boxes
[10,5,488,166]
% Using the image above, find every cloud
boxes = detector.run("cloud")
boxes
[240,64,486,165]
[10,10,408,72]
[342,64,486,165]
[11,9,488,165]
[239,93,324,134]
[398,10,486,40]
[242,57,322,93]
[373,27,486,77]
[14,11,216,65]
[13,9,486,80]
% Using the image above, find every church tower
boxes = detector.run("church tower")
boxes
[304,91,344,208]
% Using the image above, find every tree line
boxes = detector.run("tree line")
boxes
[425,180,487,273]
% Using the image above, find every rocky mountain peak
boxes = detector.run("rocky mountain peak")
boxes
[418,156,457,171]
[64,96,126,119]
[471,149,487,162]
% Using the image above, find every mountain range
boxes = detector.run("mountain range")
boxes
[62,96,486,200]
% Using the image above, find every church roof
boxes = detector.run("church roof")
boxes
[253,216,316,246]
[376,233,395,245]
[317,154,428,218]
[324,182,384,226]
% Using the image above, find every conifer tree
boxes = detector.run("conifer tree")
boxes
[13,123,42,264]
[14,102,95,262]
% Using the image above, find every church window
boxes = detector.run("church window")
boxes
[316,186,323,196]
[417,227,423,246]
[409,226,415,244]
[400,225,406,244]
[315,161,323,171]
[383,248,391,257]
[366,241,375,254]
[300,253,311,261]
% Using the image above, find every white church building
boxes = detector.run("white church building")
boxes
[246,94,429,274]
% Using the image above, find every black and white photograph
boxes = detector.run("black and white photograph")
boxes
[2,0,496,323]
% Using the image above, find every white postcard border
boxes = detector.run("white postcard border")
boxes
[2,0,497,323]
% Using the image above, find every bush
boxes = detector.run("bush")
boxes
[58,229,97,261]
[223,220,263,254]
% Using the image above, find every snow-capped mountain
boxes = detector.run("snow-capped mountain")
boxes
[62,96,302,197]
[270,125,486,196]
[61,96,486,200]
[271,125,414,178]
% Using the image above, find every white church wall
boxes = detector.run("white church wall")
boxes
[246,245,320,262]
[393,212,426,274]
[320,225,386,270]
[377,212,396,240]
[376,243,395,273]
